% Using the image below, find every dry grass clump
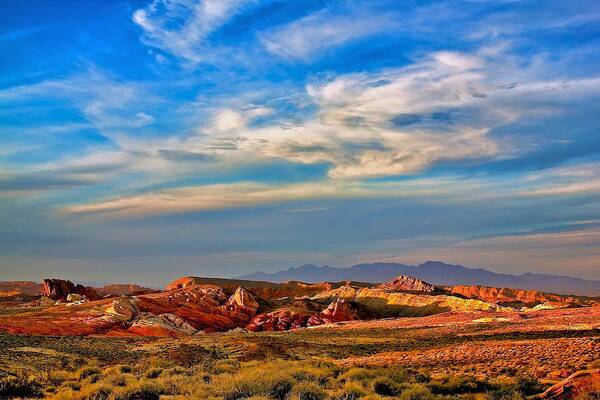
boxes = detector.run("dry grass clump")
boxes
[0,372,44,399]
[211,367,294,400]
[289,381,327,400]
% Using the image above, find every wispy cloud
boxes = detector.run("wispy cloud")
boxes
[132,0,253,65]
[261,8,393,61]
[0,67,157,133]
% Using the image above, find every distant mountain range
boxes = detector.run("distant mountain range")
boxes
[238,261,600,296]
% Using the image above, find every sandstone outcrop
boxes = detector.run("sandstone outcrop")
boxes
[38,296,56,307]
[313,285,511,316]
[103,297,139,322]
[165,276,370,299]
[226,287,259,314]
[379,275,436,293]
[127,313,197,336]
[446,285,579,307]
[535,369,600,400]
[307,299,361,325]
[42,279,99,301]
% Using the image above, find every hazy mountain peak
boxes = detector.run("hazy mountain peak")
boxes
[238,261,600,296]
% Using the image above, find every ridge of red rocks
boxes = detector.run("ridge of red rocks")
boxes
[445,285,584,307]
[165,276,370,299]
[41,279,100,301]
[379,275,436,293]
[1,274,599,337]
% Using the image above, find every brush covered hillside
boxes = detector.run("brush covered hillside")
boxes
[0,274,597,337]
[239,261,600,296]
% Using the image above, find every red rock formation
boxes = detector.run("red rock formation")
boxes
[446,285,579,307]
[164,276,370,299]
[310,299,360,324]
[246,309,311,332]
[535,369,600,400]
[248,299,364,331]
[379,275,436,293]
[41,279,99,301]
[0,283,260,336]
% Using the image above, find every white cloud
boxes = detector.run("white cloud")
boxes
[63,176,477,217]
[132,0,252,65]
[0,67,157,133]
[261,9,393,61]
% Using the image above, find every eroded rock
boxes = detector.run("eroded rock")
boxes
[379,275,436,293]
[535,369,600,400]
[42,279,98,301]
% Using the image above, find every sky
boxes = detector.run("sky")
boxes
[1,0,600,285]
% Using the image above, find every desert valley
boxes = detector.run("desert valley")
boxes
[3,0,600,399]
[1,265,599,400]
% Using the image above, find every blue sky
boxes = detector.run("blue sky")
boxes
[1,0,600,285]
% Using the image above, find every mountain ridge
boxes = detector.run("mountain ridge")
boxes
[238,261,600,296]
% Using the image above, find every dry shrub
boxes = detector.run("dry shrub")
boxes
[289,382,327,400]
[212,367,294,400]
[0,372,43,399]
[399,384,435,400]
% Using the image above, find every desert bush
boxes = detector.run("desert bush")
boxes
[331,382,366,399]
[78,367,101,380]
[399,384,435,400]
[102,373,131,387]
[213,368,295,400]
[112,380,164,400]
[429,375,484,395]
[485,385,525,400]
[289,361,336,385]
[78,383,113,400]
[515,375,543,396]
[289,382,327,400]
[61,381,81,391]
[373,376,401,396]
[340,368,377,382]
[144,368,163,379]
[162,366,191,377]
[209,359,240,374]
[412,369,431,384]
[383,366,409,384]
[0,373,44,399]
[48,370,74,385]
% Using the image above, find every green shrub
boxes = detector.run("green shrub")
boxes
[340,368,376,382]
[515,375,543,396]
[289,382,327,400]
[118,365,132,374]
[399,384,435,400]
[78,383,113,400]
[0,373,44,399]
[384,366,409,384]
[485,385,525,400]
[214,369,294,400]
[332,382,366,399]
[373,377,401,396]
[112,380,163,400]
[78,367,101,380]
[429,376,484,395]
[144,368,163,379]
